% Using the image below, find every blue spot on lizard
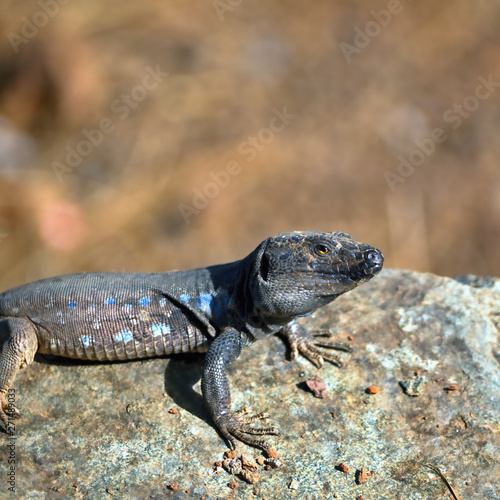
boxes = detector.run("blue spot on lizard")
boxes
[138,297,150,307]
[114,329,133,344]
[81,336,92,347]
[197,293,213,314]
[151,323,170,337]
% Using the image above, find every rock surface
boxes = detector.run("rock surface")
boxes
[0,269,498,499]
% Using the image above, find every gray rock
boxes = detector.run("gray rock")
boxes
[399,374,427,396]
[0,269,498,499]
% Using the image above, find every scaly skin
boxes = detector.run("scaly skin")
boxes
[0,231,383,449]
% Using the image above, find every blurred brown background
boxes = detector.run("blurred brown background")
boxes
[0,0,499,289]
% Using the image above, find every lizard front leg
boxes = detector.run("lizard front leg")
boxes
[0,318,39,433]
[201,327,280,450]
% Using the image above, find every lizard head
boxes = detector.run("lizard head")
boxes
[248,231,383,327]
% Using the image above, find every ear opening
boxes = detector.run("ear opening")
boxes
[259,252,270,281]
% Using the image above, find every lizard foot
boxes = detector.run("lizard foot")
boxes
[216,410,281,451]
[0,398,20,435]
[282,322,353,368]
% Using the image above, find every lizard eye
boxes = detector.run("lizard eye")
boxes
[315,244,329,255]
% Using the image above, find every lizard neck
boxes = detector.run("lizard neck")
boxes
[229,241,294,338]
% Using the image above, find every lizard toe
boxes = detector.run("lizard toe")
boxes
[282,322,352,367]
[217,411,281,451]
[0,401,19,434]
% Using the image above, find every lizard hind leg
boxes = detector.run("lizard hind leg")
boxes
[0,318,39,433]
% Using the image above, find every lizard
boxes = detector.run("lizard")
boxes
[0,230,383,450]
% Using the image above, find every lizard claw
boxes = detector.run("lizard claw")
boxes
[0,398,19,435]
[282,322,353,368]
[216,410,281,451]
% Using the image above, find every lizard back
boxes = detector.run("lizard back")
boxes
[0,272,219,361]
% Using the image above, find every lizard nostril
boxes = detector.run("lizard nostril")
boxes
[366,251,383,266]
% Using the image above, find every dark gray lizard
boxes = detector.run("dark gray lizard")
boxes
[0,231,383,450]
